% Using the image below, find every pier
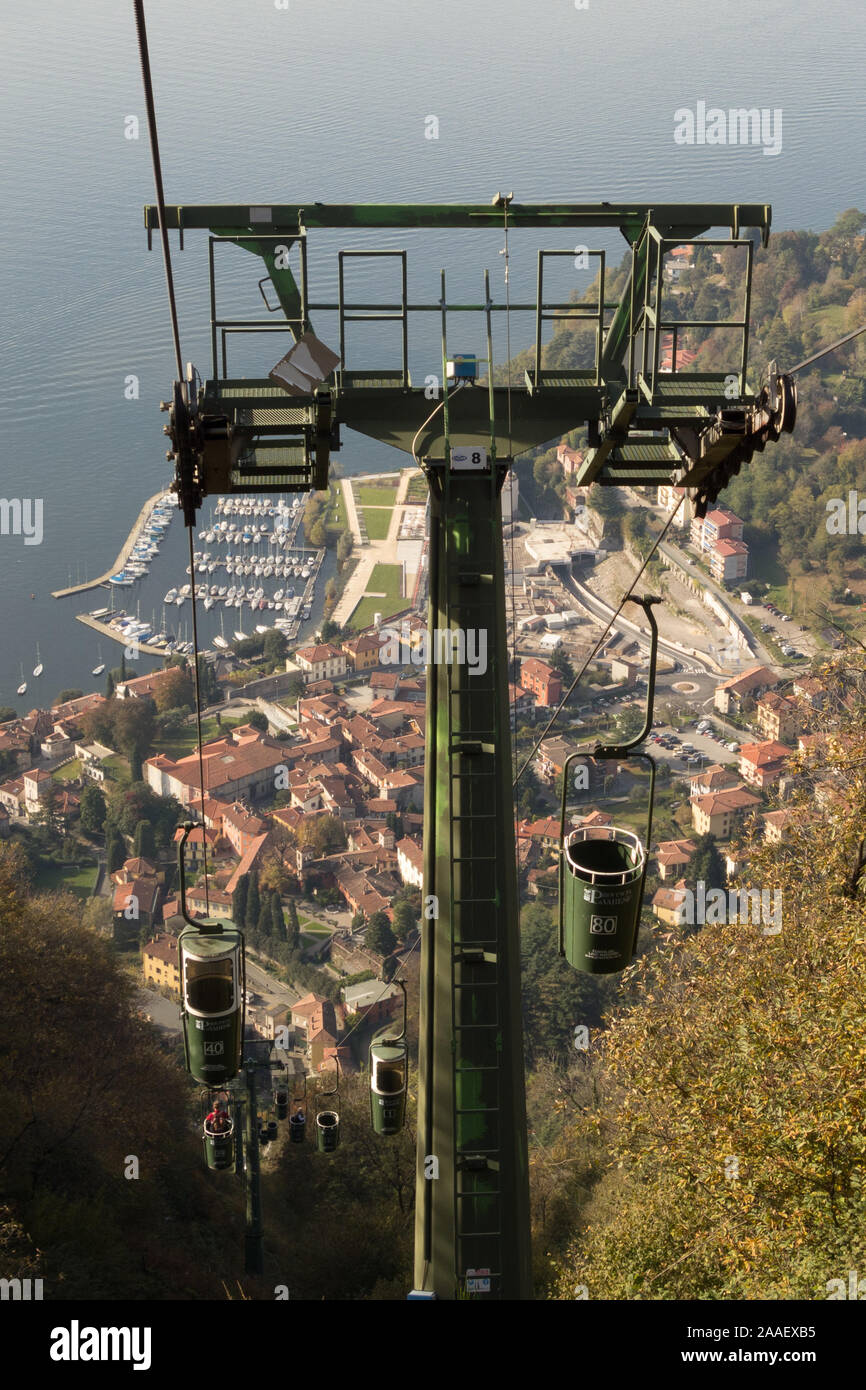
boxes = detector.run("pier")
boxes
[74,611,184,659]
[51,487,172,600]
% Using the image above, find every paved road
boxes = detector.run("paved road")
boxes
[138,987,181,1033]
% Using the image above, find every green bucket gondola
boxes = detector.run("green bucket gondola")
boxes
[370,1041,407,1135]
[203,1117,235,1171]
[315,1058,341,1153]
[289,1109,306,1143]
[275,1088,289,1121]
[316,1110,340,1153]
[558,595,660,977]
[176,825,246,1086]
[369,979,408,1136]
[561,826,648,973]
[180,927,245,1084]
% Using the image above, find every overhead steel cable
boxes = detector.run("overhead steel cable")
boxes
[513,494,684,788]
[134,0,209,912]
[133,0,183,382]
[788,322,866,376]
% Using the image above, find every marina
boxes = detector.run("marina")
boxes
[51,488,175,599]
[70,493,325,656]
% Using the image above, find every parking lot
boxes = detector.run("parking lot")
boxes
[754,600,810,661]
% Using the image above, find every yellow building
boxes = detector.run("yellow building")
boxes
[690,786,761,839]
[142,935,181,996]
[341,634,383,671]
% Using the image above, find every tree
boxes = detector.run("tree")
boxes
[245,870,261,933]
[351,910,366,931]
[365,912,397,957]
[154,667,194,714]
[0,706,17,724]
[392,898,416,942]
[106,829,126,874]
[270,894,286,941]
[257,899,272,937]
[687,832,726,894]
[130,748,143,783]
[286,673,306,703]
[336,531,353,567]
[105,671,115,698]
[287,897,300,950]
[79,785,107,837]
[55,689,83,705]
[133,819,156,860]
[232,874,248,927]
[246,710,269,733]
[319,619,342,644]
[263,630,288,664]
[297,814,347,857]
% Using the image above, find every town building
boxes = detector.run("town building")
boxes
[690,786,762,839]
[142,935,180,994]
[294,643,347,682]
[738,740,794,790]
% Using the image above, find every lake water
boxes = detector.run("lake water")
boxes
[2,0,865,707]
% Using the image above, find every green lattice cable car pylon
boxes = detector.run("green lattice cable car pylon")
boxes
[176,823,246,1085]
[559,597,661,975]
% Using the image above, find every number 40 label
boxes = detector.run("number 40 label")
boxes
[450,445,487,471]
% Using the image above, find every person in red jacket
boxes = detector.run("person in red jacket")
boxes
[206,1100,230,1134]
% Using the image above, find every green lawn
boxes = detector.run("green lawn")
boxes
[345,562,406,631]
[357,485,398,506]
[34,861,98,899]
[361,507,393,540]
[366,563,404,600]
[101,754,131,783]
[348,595,402,630]
[298,916,331,933]
[52,759,82,782]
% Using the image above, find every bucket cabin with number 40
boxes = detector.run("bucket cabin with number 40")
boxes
[148,196,796,1302]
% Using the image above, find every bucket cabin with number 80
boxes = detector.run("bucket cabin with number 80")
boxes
[143,178,798,1300]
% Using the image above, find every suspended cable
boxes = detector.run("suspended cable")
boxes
[788,322,866,376]
[187,528,211,914]
[133,0,183,381]
[513,493,684,788]
[134,0,209,910]
[337,931,422,1051]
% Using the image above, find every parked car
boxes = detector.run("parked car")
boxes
[727,742,740,752]
[781,614,791,622]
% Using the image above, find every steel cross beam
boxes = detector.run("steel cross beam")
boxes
[149,199,790,518]
[144,200,771,238]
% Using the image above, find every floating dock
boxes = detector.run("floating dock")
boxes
[51,487,172,600]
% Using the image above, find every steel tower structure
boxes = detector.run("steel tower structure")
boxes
[150,197,795,1298]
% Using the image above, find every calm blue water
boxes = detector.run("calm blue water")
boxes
[1,0,865,707]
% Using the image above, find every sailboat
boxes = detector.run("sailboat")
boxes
[16,663,27,696]
[32,643,43,678]
[92,643,106,677]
